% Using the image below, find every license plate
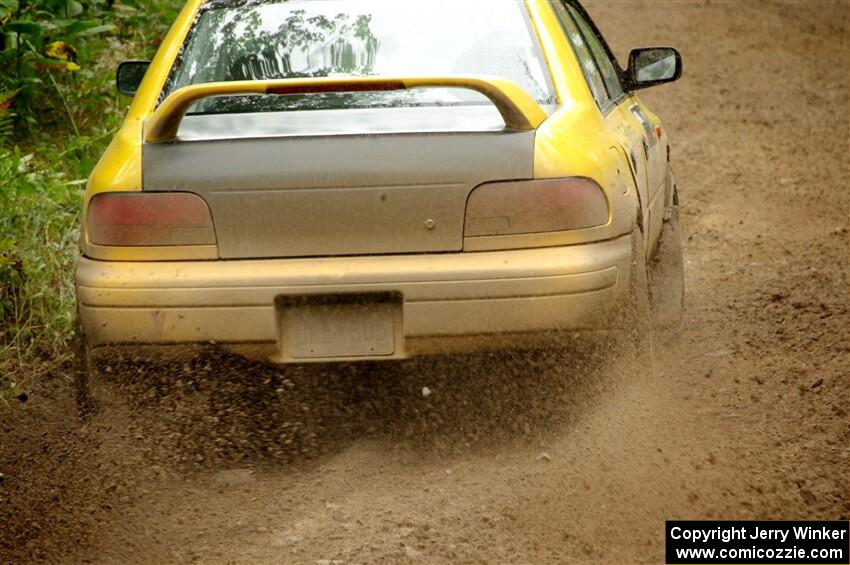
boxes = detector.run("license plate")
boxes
[278,293,400,359]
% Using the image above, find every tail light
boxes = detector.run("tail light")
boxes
[87,192,216,246]
[464,178,609,237]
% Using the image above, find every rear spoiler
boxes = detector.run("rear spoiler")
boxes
[144,76,549,143]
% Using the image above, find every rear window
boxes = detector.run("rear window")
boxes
[162,0,556,114]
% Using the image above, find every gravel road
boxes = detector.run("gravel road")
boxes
[1,1,848,563]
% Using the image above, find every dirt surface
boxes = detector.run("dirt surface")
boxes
[2,1,849,563]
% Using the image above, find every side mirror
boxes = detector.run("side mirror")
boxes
[116,60,151,97]
[625,48,682,90]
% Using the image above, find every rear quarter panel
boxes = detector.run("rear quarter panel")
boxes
[527,0,638,242]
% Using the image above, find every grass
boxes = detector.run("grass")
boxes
[0,147,81,393]
[0,1,181,400]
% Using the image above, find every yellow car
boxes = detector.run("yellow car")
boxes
[75,0,683,394]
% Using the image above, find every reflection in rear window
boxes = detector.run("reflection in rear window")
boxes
[163,0,556,114]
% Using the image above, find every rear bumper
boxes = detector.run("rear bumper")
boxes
[76,235,632,361]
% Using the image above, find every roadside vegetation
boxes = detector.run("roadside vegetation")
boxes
[0,0,180,399]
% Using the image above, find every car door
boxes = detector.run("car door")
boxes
[622,98,668,249]
[554,1,663,250]
[564,1,670,249]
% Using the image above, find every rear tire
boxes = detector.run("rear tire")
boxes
[73,316,95,417]
[620,227,654,370]
[649,195,684,333]
[595,227,654,380]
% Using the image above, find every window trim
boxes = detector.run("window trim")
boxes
[520,0,560,106]
[556,0,629,115]
[551,1,611,113]
[564,2,626,103]
[159,0,558,112]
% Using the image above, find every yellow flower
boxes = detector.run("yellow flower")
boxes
[65,62,80,72]
[46,41,78,62]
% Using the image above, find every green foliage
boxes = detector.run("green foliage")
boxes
[0,0,180,140]
[0,147,80,356]
[0,0,181,398]
[0,109,12,141]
